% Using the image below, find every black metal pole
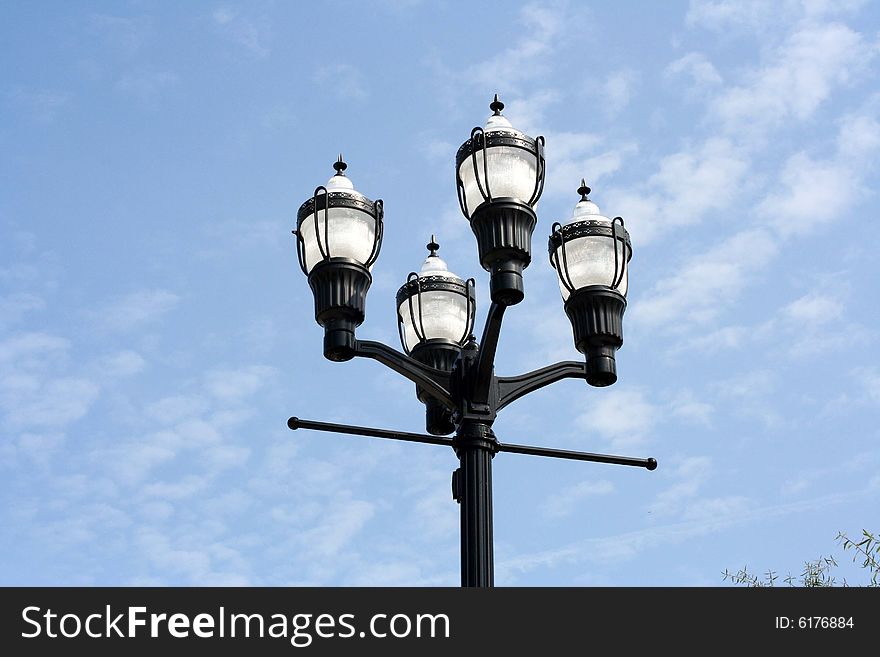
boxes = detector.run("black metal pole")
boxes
[455,421,496,587]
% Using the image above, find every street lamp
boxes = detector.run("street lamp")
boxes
[396,238,476,436]
[294,155,383,362]
[289,97,656,587]
[549,180,632,386]
[456,94,544,306]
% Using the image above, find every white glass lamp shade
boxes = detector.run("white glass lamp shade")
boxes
[296,164,382,274]
[456,102,544,217]
[551,192,631,300]
[397,253,474,353]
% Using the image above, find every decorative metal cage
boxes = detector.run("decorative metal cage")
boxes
[455,127,545,219]
[548,216,632,296]
[294,185,384,275]
[396,273,476,354]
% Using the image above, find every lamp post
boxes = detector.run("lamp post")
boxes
[290,97,656,587]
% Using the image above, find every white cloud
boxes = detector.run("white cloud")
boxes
[669,391,714,426]
[212,8,270,58]
[781,292,843,325]
[665,52,722,89]
[856,368,880,404]
[298,499,375,559]
[14,432,66,467]
[686,0,867,32]
[606,137,749,244]
[758,112,880,236]
[632,228,777,331]
[542,136,638,202]
[711,369,785,427]
[88,13,152,56]
[116,71,179,107]
[106,441,178,486]
[203,443,251,471]
[0,332,101,430]
[5,377,100,428]
[145,394,208,424]
[710,22,876,138]
[691,325,750,352]
[204,365,276,401]
[94,289,180,332]
[836,111,880,160]
[462,2,567,94]
[0,292,44,328]
[503,89,562,136]
[576,388,658,450]
[602,70,639,115]
[681,495,752,522]
[0,332,68,364]
[686,0,780,31]
[313,64,368,101]
[6,88,71,123]
[759,153,857,236]
[173,418,223,446]
[135,528,213,580]
[411,484,459,541]
[97,350,146,378]
[212,7,236,25]
[678,282,867,359]
[142,475,209,500]
[543,479,615,518]
[259,105,296,131]
[650,455,712,516]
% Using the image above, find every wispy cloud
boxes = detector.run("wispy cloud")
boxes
[88,13,153,57]
[607,137,749,244]
[686,0,867,32]
[145,394,208,424]
[116,71,179,108]
[649,455,712,516]
[4,377,99,429]
[0,332,101,434]
[0,293,44,329]
[709,21,877,139]
[758,111,880,236]
[631,228,777,330]
[94,350,146,379]
[204,365,276,402]
[576,388,659,450]
[212,7,270,59]
[463,2,568,94]
[601,70,639,115]
[498,484,875,580]
[312,64,368,101]
[0,332,68,363]
[6,89,71,123]
[543,479,615,518]
[92,289,180,332]
[665,52,722,91]
[297,498,375,559]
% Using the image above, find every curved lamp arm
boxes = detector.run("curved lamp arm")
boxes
[496,361,587,411]
[354,339,455,410]
[471,301,507,404]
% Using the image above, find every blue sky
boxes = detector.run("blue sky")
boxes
[1,0,879,586]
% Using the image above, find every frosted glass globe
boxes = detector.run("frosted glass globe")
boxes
[398,254,472,352]
[299,172,377,273]
[553,198,629,300]
[458,113,539,215]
